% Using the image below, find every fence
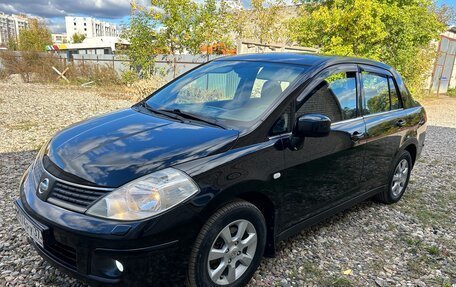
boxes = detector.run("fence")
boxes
[0,51,224,82]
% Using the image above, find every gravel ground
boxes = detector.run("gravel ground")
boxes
[0,82,454,287]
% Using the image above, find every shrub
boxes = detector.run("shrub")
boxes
[448,88,456,98]
[126,76,167,101]
[66,62,122,86]
[0,51,65,83]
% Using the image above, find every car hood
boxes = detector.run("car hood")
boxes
[45,108,239,187]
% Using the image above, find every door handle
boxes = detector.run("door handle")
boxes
[396,119,406,127]
[350,131,365,142]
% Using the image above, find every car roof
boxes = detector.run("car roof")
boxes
[214,52,393,71]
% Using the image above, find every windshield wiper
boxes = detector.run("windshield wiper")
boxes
[159,109,226,129]
[140,102,185,122]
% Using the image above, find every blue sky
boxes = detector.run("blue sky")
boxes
[0,0,454,33]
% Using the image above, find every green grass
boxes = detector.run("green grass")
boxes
[327,276,353,287]
[447,88,456,98]
[425,245,440,256]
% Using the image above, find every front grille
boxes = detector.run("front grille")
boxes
[43,241,77,268]
[50,182,107,207]
[31,158,114,213]
[47,181,113,212]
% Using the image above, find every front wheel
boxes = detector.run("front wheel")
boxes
[375,150,412,204]
[187,200,266,287]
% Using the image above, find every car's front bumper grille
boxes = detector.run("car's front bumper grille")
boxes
[32,157,114,213]
[43,240,77,268]
[49,182,108,209]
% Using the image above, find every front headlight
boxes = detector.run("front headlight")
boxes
[86,168,199,221]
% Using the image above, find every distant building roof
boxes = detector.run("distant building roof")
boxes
[46,36,129,52]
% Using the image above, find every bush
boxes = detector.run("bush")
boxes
[126,76,166,101]
[121,70,140,85]
[66,62,122,86]
[448,88,456,98]
[0,51,64,83]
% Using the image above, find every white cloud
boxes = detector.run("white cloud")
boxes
[0,0,132,19]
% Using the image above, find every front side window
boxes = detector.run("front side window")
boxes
[146,61,307,128]
[362,72,390,114]
[297,71,357,123]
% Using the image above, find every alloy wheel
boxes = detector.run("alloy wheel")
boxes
[391,159,409,197]
[207,219,257,285]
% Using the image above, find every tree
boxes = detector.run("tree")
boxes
[230,0,290,45]
[72,33,86,43]
[190,0,234,54]
[121,6,164,78]
[289,0,449,98]
[18,19,52,51]
[149,0,198,54]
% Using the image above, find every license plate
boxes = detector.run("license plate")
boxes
[15,205,44,247]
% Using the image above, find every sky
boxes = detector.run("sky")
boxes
[0,0,151,33]
[0,0,454,33]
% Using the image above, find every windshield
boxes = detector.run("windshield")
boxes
[145,60,307,129]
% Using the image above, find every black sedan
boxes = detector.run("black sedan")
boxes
[15,53,427,287]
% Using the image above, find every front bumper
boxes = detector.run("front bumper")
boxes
[16,168,200,287]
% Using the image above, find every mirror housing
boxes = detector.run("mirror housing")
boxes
[293,114,331,138]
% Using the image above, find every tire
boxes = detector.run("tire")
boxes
[375,150,412,204]
[187,200,266,287]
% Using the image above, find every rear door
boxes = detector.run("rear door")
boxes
[360,65,405,191]
[278,64,367,229]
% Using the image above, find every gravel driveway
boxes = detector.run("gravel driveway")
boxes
[0,82,454,287]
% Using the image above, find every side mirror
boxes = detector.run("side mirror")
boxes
[293,114,331,138]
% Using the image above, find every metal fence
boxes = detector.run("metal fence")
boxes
[71,54,225,81]
[0,51,224,81]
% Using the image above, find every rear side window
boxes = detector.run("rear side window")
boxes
[388,77,401,110]
[361,72,390,114]
[297,71,357,122]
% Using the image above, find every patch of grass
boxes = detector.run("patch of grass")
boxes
[326,276,353,287]
[407,257,423,274]
[413,209,448,225]
[425,245,440,256]
[447,88,456,98]
[5,120,38,131]
[300,260,323,277]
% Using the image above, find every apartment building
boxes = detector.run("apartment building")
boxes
[65,16,120,42]
[52,33,68,44]
[0,12,28,47]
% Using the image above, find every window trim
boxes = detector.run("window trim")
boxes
[359,65,399,116]
[295,64,360,123]
[387,76,403,110]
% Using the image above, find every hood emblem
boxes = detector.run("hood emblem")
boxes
[39,178,50,194]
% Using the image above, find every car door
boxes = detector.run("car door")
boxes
[359,65,405,191]
[278,64,367,230]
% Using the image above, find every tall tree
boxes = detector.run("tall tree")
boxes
[122,4,164,78]
[230,0,290,45]
[190,0,233,54]
[289,0,449,97]
[149,0,198,54]
[18,19,52,51]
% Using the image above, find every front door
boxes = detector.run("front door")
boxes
[278,65,367,230]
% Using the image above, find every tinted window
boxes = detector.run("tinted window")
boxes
[389,77,400,109]
[362,72,390,114]
[147,61,306,127]
[271,104,291,135]
[297,71,357,122]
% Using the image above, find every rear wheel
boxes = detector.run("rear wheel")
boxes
[375,150,412,204]
[187,200,266,287]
